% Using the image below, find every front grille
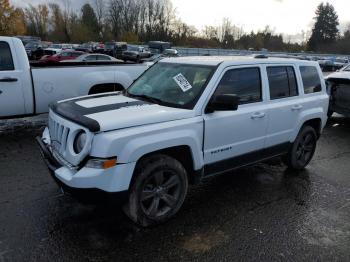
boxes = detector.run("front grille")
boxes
[48,116,70,155]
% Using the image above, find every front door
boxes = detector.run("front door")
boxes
[0,40,26,117]
[203,66,268,175]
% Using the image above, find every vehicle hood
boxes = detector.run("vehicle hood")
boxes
[326,71,350,80]
[50,93,194,132]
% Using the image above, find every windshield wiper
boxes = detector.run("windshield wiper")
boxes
[127,93,164,105]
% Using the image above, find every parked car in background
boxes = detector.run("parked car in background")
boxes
[25,41,51,60]
[318,59,345,72]
[48,43,73,52]
[326,68,350,117]
[0,37,151,118]
[37,56,328,227]
[39,50,84,63]
[75,42,97,53]
[104,41,127,58]
[142,48,179,62]
[16,35,41,46]
[95,42,105,53]
[122,45,151,62]
[61,53,120,62]
[148,41,171,54]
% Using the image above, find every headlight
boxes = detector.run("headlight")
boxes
[73,131,87,154]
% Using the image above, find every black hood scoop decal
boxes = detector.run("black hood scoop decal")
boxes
[50,93,150,132]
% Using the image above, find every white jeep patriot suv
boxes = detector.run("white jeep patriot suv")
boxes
[37,56,329,226]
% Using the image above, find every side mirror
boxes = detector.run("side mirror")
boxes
[206,94,239,113]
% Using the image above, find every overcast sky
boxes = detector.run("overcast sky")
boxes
[11,0,350,39]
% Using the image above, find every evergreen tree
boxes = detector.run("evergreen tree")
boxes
[308,2,339,51]
[81,3,99,40]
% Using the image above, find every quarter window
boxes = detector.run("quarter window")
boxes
[0,42,14,71]
[267,66,298,99]
[214,67,262,104]
[300,66,322,94]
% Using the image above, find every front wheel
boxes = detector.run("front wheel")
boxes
[124,154,188,227]
[283,126,317,170]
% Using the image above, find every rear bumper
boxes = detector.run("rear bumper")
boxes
[36,136,129,203]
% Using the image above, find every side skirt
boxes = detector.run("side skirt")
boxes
[203,142,291,179]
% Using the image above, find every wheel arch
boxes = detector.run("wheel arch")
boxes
[133,145,199,184]
[88,83,125,95]
[302,118,322,138]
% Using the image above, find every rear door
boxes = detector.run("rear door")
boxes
[264,65,302,148]
[0,40,26,117]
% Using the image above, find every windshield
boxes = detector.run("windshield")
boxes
[25,42,39,48]
[126,62,216,109]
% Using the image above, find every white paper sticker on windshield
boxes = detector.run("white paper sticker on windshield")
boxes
[173,73,192,92]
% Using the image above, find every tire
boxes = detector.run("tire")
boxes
[283,126,317,171]
[124,154,188,227]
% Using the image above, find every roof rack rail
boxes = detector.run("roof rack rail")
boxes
[254,54,268,59]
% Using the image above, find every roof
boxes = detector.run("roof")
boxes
[160,56,320,67]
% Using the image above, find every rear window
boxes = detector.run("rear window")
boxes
[267,66,298,99]
[0,42,14,71]
[300,66,322,94]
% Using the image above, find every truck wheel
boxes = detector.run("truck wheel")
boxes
[124,154,188,227]
[283,126,317,171]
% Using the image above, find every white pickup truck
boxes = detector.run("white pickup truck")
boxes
[0,37,150,118]
[38,56,328,226]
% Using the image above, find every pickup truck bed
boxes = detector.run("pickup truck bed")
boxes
[0,36,150,118]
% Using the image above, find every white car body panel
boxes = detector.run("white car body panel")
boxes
[32,65,147,114]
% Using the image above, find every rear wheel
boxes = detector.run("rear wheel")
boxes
[283,126,317,170]
[124,154,188,227]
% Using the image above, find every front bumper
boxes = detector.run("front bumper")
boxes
[36,136,134,203]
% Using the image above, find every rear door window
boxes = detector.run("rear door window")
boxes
[85,55,97,61]
[0,42,14,71]
[97,55,111,60]
[267,66,298,99]
[300,66,322,94]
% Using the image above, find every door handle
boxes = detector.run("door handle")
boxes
[0,77,18,82]
[291,105,303,111]
[251,112,266,119]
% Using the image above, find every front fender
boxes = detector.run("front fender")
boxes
[121,129,204,170]
[90,118,204,171]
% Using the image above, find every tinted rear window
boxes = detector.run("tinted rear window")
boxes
[0,42,14,71]
[267,66,298,99]
[300,66,321,94]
